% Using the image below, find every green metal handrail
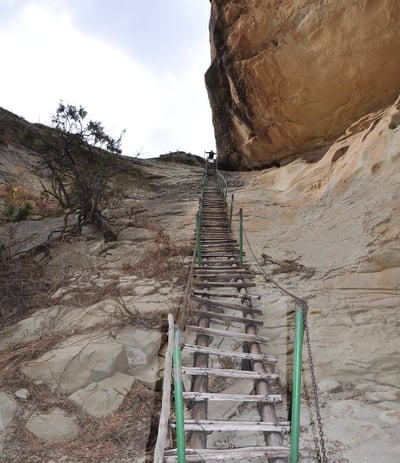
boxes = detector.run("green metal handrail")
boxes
[239,208,243,266]
[196,212,201,266]
[229,194,234,232]
[290,303,305,462]
[173,328,186,462]
[239,219,309,461]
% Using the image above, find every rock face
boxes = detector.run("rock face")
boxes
[206,0,400,169]
[226,99,400,461]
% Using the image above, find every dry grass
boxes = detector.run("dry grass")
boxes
[2,380,160,463]
[261,253,315,279]
[0,257,53,329]
[113,295,170,331]
[133,228,192,284]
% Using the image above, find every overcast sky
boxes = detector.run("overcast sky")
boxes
[0,0,215,157]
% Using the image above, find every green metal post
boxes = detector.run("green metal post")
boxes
[173,328,186,463]
[290,304,304,463]
[196,212,201,266]
[229,194,234,232]
[239,208,243,266]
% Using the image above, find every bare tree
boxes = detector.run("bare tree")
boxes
[39,102,125,241]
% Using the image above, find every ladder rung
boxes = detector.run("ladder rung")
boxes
[163,446,290,462]
[182,366,278,381]
[171,420,290,432]
[191,296,262,314]
[185,325,269,343]
[194,273,255,279]
[182,344,277,364]
[192,290,260,299]
[192,309,263,326]
[194,281,256,288]
[182,392,282,403]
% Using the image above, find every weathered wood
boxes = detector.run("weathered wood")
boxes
[200,252,241,257]
[194,273,255,279]
[182,366,278,380]
[191,296,262,314]
[154,314,174,463]
[200,241,238,245]
[194,281,256,288]
[171,420,290,432]
[191,309,263,326]
[182,392,282,403]
[195,264,249,269]
[192,290,260,299]
[163,446,290,462]
[195,261,242,266]
[190,310,210,449]
[186,325,269,343]
[182,344,277,364]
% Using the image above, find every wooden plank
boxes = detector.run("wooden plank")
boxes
[182,366,278,380]
[171,420,289,432]
[200,244,238,249]
[194,266,250,271]
[195,262,242,266]
[194,273,255,279]
[192,290,260,299]
[191,296,262,314]
[182,344,277,364]
[182,392,282,403]
[200,252,240,257]
[194,281,256,288]
[200,241,238,245]
[154,314,174,463]
[186,325,269,343]
[192,309,263,326]
[163,446,290,462]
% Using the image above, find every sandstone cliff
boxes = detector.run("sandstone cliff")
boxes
[206,0,400,169]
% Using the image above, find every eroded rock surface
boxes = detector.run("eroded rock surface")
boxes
[206,0,400,169]
[226,100,400,461]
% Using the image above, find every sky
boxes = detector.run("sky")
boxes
[0,0,215,158]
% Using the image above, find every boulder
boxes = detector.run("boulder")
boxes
[206,0,400,168]
[68,372,135,418]
[20,327,161,395]
[25,408,80,442]
[21,333,129,394]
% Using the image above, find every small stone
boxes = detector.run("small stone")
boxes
[15,388,30,400]
[318,378,342,393]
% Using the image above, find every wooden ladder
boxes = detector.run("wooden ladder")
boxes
[164,167,290,462]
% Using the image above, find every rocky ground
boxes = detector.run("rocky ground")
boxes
[0,151,203,462]
[1,100,400,462]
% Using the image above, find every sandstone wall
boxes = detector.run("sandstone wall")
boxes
[206,0,400,169]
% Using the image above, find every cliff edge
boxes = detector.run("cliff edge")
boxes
[206,0,400,169]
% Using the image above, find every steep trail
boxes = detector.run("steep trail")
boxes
[159,162,291,462]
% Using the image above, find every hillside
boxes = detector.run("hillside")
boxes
[0,94,400,461]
